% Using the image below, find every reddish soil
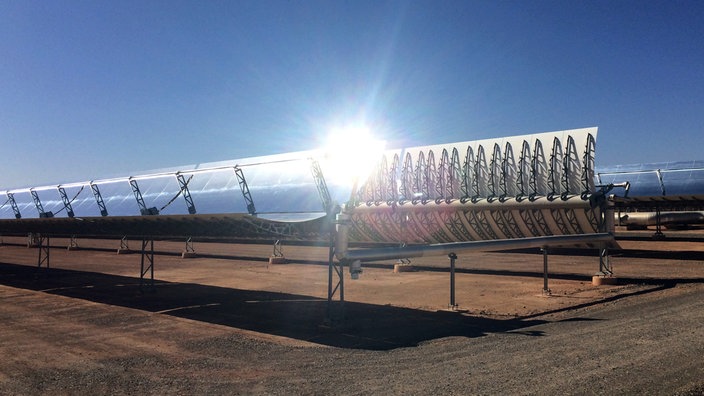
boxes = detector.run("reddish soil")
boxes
[0,233,703,394]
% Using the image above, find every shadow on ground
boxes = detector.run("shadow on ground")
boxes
[0,262,553,350]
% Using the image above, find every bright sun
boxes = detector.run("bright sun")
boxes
[321,125,386,187]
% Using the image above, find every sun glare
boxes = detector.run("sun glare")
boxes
[322,125,386,186]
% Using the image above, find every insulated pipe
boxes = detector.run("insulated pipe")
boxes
[338,233,614,262]
[348,194,593,214]
[617,211,704,226]
[334,211,351,259]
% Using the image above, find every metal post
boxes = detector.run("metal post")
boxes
[327,231,334,320]
[140,238,155,291]
[542,248,551,295]
[37,234,50,270]
[272,240,283,258]
[448,252,457,309]
[181,237,197,258]
[68,235,79,250]
[185,237,195,253]
[653,204,665,239]
[598,247,612,276]
[326,231,345,322]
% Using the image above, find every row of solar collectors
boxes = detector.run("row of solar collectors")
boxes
[4,154,704,221]
[596,160,704,197]
[0,160,352,221]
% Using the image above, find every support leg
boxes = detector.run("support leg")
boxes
[140,238,155,291]
[598,247,612,276]
[448,253,458,310]
[67,235,79,251]
[542,248,551,295]
[326,231,344,322]
[37,234,50,271]
[117,236,131,254]
[593,247,617,285]
[268,239,287,264]
[182,237,197,258]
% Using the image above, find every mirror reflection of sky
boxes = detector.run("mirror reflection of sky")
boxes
[4,147,704,221]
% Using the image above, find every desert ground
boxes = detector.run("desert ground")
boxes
[0,233,703,394]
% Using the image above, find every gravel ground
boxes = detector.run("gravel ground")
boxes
[0,239,703,394]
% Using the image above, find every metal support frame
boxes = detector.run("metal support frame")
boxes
[184,237,195,254]
[90,182,109,216]
[176,173,197,214]
[57,186,75,218]
[37,234,50,270]
[68,235,79,250]
[542,248,551,295]
[130,178,159,215]
[234,167,256,216]
[120,236,129,250]
[310,159,333,214]
[327,228,344,322]
[31,189,53,218]
[598,248,612,277]
[140,238,155,290]
[7,192,22,219]
[448,253,458,309]
[27,232,40,247]
[272,239,284,258]
[653,204,665,239]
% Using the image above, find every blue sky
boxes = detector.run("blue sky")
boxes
[1,0,703,188]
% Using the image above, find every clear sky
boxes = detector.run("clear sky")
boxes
[1,0,703,189]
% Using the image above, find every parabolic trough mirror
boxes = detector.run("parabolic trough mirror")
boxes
[0,127,606,244]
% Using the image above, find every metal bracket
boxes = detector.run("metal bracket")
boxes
[57,186,75,218]
[234,167,256,216]
[176,173,197,214]
[7,192,21,219]
[90,182,109,216]
[653,205,665,239]
[31,189,53,218]
[130,178,159,215]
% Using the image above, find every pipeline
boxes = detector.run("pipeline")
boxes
[617,211,704,227]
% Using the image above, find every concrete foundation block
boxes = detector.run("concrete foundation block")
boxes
[592,275,618,286]
[393,264,415,273]
[269,256,287,265]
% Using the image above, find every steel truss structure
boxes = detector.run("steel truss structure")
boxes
[349,128,602,244]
